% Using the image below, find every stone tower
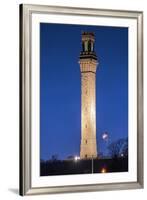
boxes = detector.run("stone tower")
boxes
[79,32,98,159]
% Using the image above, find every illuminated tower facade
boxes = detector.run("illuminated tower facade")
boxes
[79,32,98,159]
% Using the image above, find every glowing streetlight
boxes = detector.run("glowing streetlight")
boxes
[101,167,107,173]
[74,156,80,161]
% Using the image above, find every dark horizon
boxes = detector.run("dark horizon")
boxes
[40,23,128,161]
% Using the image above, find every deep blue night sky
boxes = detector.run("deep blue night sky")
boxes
[40,23,128,160]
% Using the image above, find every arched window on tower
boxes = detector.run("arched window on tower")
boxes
[84,40,88,51]
[82,42,84,51]
[88,40,91,51]
[91,42,94,51]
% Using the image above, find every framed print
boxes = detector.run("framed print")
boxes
[19,4,143,195]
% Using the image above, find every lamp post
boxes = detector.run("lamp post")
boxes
[91,156,94,173]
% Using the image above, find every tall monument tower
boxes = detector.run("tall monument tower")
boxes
[79,32,98,159]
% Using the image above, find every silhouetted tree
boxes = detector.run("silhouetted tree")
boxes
[40,159,45,163]
[108,138,128,158]
[98,152,104,159]
[121,138,128,157]
[51,154,58,161]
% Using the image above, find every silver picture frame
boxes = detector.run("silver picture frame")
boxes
[19,4,143,196]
